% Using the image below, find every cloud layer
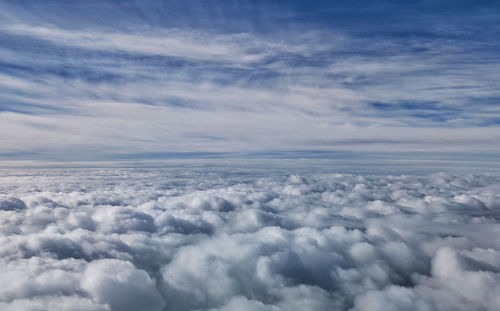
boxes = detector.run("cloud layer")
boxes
[0,166,499,310]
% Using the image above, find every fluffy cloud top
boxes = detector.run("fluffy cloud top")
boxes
[0,167,499,310]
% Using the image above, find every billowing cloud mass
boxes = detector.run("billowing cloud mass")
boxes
[0,166,499,310]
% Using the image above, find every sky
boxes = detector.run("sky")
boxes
[0,0,500,160]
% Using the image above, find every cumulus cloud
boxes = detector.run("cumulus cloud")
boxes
[0,167,499,310]
[82,259,165,311]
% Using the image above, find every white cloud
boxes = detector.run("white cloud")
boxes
[0,24,298,65]
[0,20,499,156]
[81,259,165,311]
[0,168,499,310]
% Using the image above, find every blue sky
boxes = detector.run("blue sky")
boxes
[0,0,499,160]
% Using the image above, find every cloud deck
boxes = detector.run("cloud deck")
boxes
[0,167,499,310]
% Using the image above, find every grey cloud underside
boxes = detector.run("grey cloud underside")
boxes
[0,167,499,310]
